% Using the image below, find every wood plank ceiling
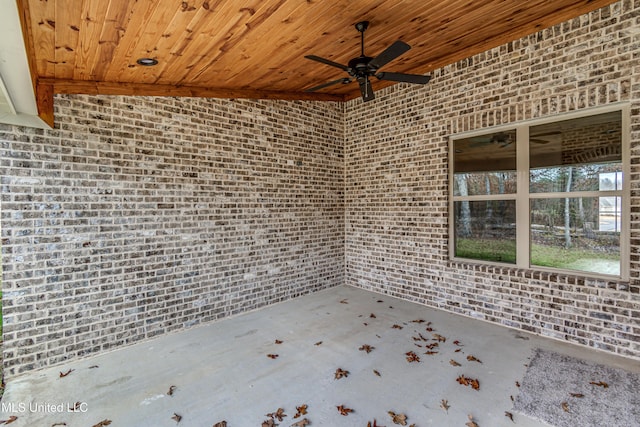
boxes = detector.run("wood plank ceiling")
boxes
[17,0,617,126]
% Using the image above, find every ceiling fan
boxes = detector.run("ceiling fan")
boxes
[304,21,431,102]
[470,131,561,148]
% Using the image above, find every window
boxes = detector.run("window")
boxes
[450,106,629,279]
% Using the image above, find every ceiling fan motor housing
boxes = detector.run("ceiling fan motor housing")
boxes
[348,56,374,77]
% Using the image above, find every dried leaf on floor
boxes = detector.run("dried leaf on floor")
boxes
[359,344,375,353]
[89,365,99,369]
[589,381,609,388]
[0,416,18,425]
[433,333,446,342]
[453,340,463,346]
[373,369,381,377]
[388,411,407,425]
[456,375,480,391]
[167,385,176,396]
[267,354,279,359]
[367,419,385,427]
[275,339,283,344]
[505,411,514,422]
[465,414,479,427]
[467,355,482,364]
[392,324,403,330]
[424,351,438,355]
[334,368,350,379]
[262,420,276,427]
[51,423,67,427]
[405,351,420,363]
[336,405,353,416]
[213,422,227,427]
[377,300,384,303]
[449,359,461,367]
[171,413,182,423]
[59,369,74,378]
[570,393,585,398]
[314,341,323,346]
[290,418,310,427]
[91,420,112,427]
[561,402,570,412]
[515,381,520,387]
[455,349,462,353]
[440,399,450,413]
[411,319,425,323]
[370,313,377,318]
[266,408,287,421]
[340,299,349,304]
[425,342,439,350]
[293,404,308,418]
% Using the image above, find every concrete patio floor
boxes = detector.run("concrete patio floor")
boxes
[1,285,638,426]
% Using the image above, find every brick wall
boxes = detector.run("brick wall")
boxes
[345,1,640,359]
[1,96,344,378]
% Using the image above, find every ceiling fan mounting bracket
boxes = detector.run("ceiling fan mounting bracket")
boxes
[355,21,370,33]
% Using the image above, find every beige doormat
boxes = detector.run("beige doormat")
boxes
[513,348,640,427]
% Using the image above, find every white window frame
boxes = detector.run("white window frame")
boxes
[449,104,630,281]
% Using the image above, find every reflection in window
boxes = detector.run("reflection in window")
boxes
[528,111,622,276]
[599,171,622,232]
[454,200,516,264]
[451,109,624,277]
[530,198,620,276]
[453,130,517,263]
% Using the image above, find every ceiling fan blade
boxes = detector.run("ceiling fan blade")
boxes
[304,55,349,71]
[305,78,350,92]
[376,72,431,84]
[531,131,561,137]
[531,138,551,144]
[358,77,375,102]
[368,40,411,70]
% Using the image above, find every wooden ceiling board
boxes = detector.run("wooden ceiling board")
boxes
[213,1,333,88]
[53,0,82,79]
[99,0,164,82]
[174,0,289,87]
[18,0,618,106]
[74,0,110,80]
[23,0,56,78]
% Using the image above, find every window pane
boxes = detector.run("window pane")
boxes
[599,171,622,191]
[454,200,516,264]
[530,197,620,276]
[453,130,517,196]
[453,172,517,196]
[530,163,622,193]
[530,111,621,169]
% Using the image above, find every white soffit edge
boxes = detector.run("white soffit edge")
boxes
[0,0,51,129]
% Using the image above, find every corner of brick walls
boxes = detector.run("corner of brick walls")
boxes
[1,96,345,378]
[344,0,640,360]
